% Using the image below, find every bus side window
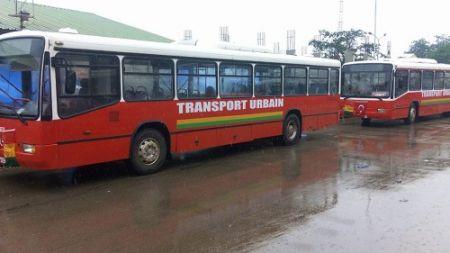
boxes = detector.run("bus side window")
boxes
[435,72,445,90]
[123,57,173,101]
[409,71,421,91]
[254,65,282,97]
[55,53,120,118]
[177,60,217,99]
[422,71,434,90]
[395,70,408,97]
[308,68,328,95]
[330,68,340,95]
[446,72,450,89]
[284,66,307,96]
[220,63,252,98]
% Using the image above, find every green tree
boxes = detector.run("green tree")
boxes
[309,29,378,64]
[407,38,431,58]
[406,35,449,64]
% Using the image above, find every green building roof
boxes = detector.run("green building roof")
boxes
[0,0,172,43]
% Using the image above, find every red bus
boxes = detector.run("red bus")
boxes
[341,59,450,125]
[0,31,341,174]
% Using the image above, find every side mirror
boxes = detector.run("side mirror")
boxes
[65,70,77,94]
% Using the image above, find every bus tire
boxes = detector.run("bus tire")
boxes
[282,114,301,146]
[404,104,417,125]
[361,118,371,126]
[129,129,167,175]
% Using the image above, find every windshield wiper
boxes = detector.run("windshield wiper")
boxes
[0,103,27,125]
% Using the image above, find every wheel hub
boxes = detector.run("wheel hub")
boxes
[138,138,160,165]
[287,122,298,140]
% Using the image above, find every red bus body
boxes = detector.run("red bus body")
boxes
[341,60,450,123]
[0,31,341,171]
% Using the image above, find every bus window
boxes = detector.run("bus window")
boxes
[284,66,307,95]
[409,71,421,91]
[308,68,328,95]
[434,72,445,90]
[255,65,282,96]
[220,63,252,97]
[422,71,434,90]
[177,60,216,99]
[123,57,173,101]
[395,70,408,97]
[55,53,120,118]
[330,68,340,94]
[446,72,450,89]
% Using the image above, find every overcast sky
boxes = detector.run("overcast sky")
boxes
[33,0,449,57]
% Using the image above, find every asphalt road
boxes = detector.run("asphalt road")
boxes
[1,117,450,253]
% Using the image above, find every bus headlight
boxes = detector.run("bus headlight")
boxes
[22,144,36,154]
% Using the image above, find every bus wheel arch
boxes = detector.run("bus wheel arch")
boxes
[129,121,170,175]
[282,110,302,145]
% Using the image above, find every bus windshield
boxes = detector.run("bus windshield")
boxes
[342,63,393,98]
[0,38,44,118]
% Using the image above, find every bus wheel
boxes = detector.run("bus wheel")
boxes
[282,114,301,146]
[130,129,167,175]
[361,118,371,126]
[404,104,417,125]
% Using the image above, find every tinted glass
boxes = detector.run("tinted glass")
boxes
[220,63,252,97]
[177,61,216,99]
[446,72,450,89]
[409,71,421,91]
[55,53,120,118]
[422,71,434,90]
[434,72,445,90]
[330,68,340,94]
[123,57,173,101]
[309,68,328,95]
[395,70,408,97]
[284,66,307,95]
[254,65,282,96]
[342,64,392,98]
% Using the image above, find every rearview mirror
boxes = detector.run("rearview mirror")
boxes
[65,70,77,94]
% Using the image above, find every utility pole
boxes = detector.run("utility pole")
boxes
[373,0,377,45]
[338,0,344,31]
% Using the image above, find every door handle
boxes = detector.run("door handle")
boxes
[83,130,91,136]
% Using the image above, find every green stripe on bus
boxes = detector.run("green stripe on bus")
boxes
[177,114,282,129]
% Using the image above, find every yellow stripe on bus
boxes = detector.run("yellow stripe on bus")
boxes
[177,111,283,125]
[421,98,450,106]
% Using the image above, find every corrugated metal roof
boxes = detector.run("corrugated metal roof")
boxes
[0,0,172,43]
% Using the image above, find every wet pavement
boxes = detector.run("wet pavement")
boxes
[2,117,450,253]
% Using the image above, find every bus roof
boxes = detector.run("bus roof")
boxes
[343,59,450,71]
[0,30,341,68]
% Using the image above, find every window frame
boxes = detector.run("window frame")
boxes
[308,67,330,96]
[219,61,253,98]
[422,70,434,91]
[394,69,409,98]
[283,64,308,97]
[176,59,218,100]
[254,64,282,97]
[445,72,450,89]
[329,68,340,95]
[54,51,121,119]
[434,71,445,90]
[122,55,175,102]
